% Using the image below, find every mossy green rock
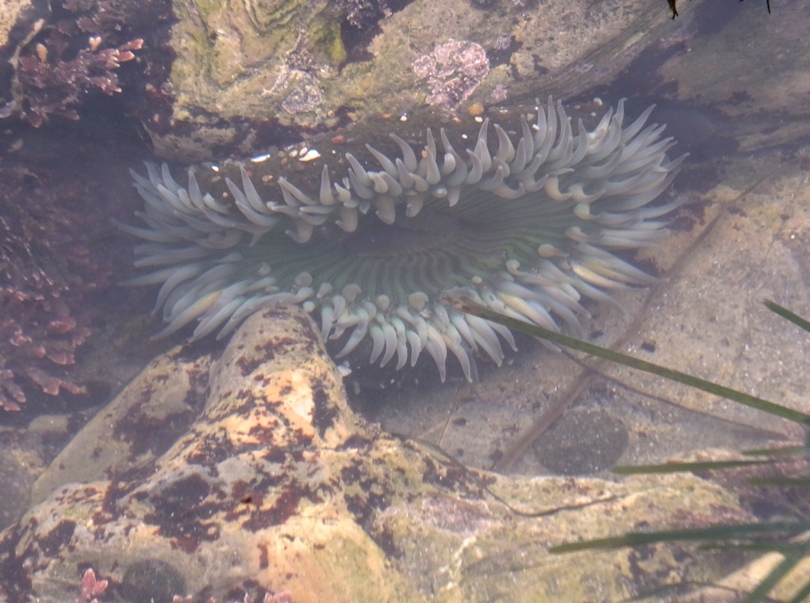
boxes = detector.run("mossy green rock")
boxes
[149,0,696,161]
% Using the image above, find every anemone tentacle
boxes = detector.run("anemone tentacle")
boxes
[125,98,685,382]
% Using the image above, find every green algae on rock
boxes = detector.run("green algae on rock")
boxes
[143,0,703,161]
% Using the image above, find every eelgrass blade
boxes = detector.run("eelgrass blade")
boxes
[786,575,810,603]
[693,544,810,603]
[742,445,807,457]
[444,290,810,425]
[747,476,810,487]
[742,548,804,603]
[700,542,802,554]
[764,299,810,335]
[548,521,810,553]
[612,459,774,474]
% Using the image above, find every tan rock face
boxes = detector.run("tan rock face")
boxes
[0,305,752,602]
[0,1,33,46]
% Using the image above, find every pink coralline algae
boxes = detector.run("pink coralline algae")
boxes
[0,0,151,128]
[172,592,293,603]
[412,39,490,109]
[75,568,108,603]
[0,166,113,411]
[13,36,143,127]
[69,568,291,603]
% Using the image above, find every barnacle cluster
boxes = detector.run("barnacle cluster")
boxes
[124,98,684,381]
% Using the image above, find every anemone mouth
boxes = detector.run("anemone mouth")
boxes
[123,98,685,383]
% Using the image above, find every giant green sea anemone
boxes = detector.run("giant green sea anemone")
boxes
[123,98,684,382]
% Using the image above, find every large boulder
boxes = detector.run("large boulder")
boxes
[1,305,751,602]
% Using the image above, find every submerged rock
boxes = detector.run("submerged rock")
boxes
[133,0,703,160]
[0,305,751,602]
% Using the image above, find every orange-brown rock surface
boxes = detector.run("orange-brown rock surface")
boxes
[0,305,752,602]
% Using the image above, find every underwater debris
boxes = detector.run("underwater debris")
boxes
[668,0,773,19]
